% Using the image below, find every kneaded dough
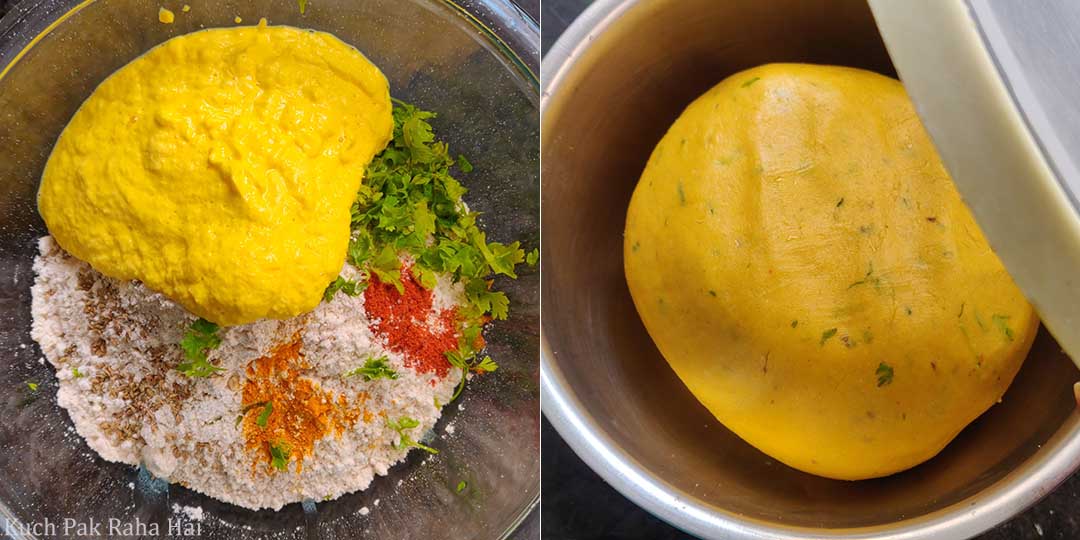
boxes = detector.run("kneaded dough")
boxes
[623,63,1038,480]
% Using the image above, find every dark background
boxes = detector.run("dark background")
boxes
[540,1,1080,539]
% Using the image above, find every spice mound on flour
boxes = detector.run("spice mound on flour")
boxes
[31,236,463,510]
[29,101,537,510]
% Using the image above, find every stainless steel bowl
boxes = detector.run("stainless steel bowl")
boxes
[0,1,539,538]
[540,1,1080,538]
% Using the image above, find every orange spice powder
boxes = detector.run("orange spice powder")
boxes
[240,333,361,474]
[363,265,462,378]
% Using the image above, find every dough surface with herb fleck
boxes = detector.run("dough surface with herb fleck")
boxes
[624,63,1038,480]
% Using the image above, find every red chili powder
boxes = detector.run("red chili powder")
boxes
[363,265,459,377]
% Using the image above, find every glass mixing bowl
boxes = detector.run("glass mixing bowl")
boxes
[0,1,539,538]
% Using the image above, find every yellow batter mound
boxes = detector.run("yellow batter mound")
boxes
[624,64,1037,480]
[39,21,392,325]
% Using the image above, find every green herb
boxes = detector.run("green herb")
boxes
[848,262,877,289]
[369,244,405,294]
[836,197,845,207]
[992,314,1014,342]
[323,276,367,302]
[297,0,308,14]
[876,362,894,387]
[474,356,498,373]
[820,328,838,346]
[456,481,467,493]
[677,182,686,205]
[178,318,224,377]
[446,347,498,402]
[350,99,527,321]
[237,400,269,427]
[19,381,40,407]
[345,356,398,381]
[344,100,528,403]
[791,320,798,328]
[387,416,439,454]
[708,290,717,297]
[72,367,84,379]
[526,248,539,266]
[742,76,761,88]
[256,401,273,428]
[269,441,291,471]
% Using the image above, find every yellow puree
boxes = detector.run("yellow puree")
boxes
[38,21,393,326]
[624,64,1037,480]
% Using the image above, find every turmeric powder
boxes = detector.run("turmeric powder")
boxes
[241,333,360,473]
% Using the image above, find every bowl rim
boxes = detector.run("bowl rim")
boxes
[539,1,1080,539]
[0,0,539,538]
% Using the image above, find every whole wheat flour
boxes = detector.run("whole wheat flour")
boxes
[30,236,463,510]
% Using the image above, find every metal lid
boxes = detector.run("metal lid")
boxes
[870,0,1080,363]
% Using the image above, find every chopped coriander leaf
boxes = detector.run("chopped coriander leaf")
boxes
[526,248,539,266]
[412,265,439,290]
[297,0,308,14]
[464,279,509,321]
[475,231,525,278]
[269,441,291,471]
[178,318,224,377]
[26,382,38,392]
[347,231,374,267]
[992,314,1014,342]
[72,367,85,379]
[387,416,439,454]
[256,401,273,428]
[820,328,838,346]
[742,76,761,88]
[473,356,498,373]
[456,155,473,173]
[190,318,219,336]
[345,356,398,381]
[876,362,894,387]
[445,346,498,401]
[369,245,404,294]
[456,481,467,492]
[323,276,367,302]
[388,416,420,430]
[349,100,526,403]
[352,100,526,318]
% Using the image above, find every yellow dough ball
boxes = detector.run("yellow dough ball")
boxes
[623,63,1038,480]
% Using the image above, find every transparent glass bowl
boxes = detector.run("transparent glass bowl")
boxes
[0,1,539,538]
